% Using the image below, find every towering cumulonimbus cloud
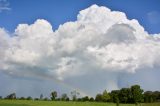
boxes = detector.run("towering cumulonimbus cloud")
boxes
[0,5,160,96]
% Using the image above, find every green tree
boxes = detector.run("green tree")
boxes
[71,90,80,101]
[43,97,49,101]
[95,94,103,102]
[34,98,39,100]
[66,97,70,101]
[153,91,160,102]
[119,88,131,103]
[61,93,68,101]
[144,91,153,103]
[50,91,57,100]
[27,96,32,100]
[143,91,160,103]
[102,90,110,102]
[82,96,89,101]
[131,85,143,103]
[19,97,25,100]
[89,97,94,102]
[110,90,120,103]
[77,98,82,101]
[6,93,16,100]
[40,94,43,100]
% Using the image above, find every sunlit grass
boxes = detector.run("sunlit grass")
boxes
[0,100,159,106]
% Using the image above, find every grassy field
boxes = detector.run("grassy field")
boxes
[0,100,159,106]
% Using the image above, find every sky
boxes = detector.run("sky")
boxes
[0,0,160,98]
[0,0,160,33]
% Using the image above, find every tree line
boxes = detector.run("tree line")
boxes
[0,85,160,104]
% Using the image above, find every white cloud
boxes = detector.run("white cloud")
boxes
[0,5,160,96]
[0,0,11,12]
[147,11,160,24]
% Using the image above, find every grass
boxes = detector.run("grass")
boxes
[0,100,159,106]
[141,103,160,106]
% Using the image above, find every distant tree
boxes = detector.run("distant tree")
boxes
[119,88,131,103]
[19,97,26,100]
[56,98,61,101]
[34,98,39,100]
[143,91,160,103]
[40,94,43,100]
[77,98,82,101]
[66,97,70,101]
[0,96,2,99]
[6,93,16,99]
[110,90,120,103]
[152,91,160,102]
[89,97,94,102]
[61,93,68,101]
[131,85,143,104]
[71,90,80,101]
[144,91,153,103]
[102,90,110,102]
[43,97,49,101]
[50,91,57,100]
[27,96,32,100]
[95,94,103,102]
[82,96,89,101]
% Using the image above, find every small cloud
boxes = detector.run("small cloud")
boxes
[147,11,160,24]
[0,0,11,12]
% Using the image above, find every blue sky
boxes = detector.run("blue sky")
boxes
[0,0,160,34]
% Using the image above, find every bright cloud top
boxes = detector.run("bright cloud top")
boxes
[0,5,160,94]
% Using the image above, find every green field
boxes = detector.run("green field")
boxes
[0,100,159,106]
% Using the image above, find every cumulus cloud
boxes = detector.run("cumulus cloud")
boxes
[0,5,160,96]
